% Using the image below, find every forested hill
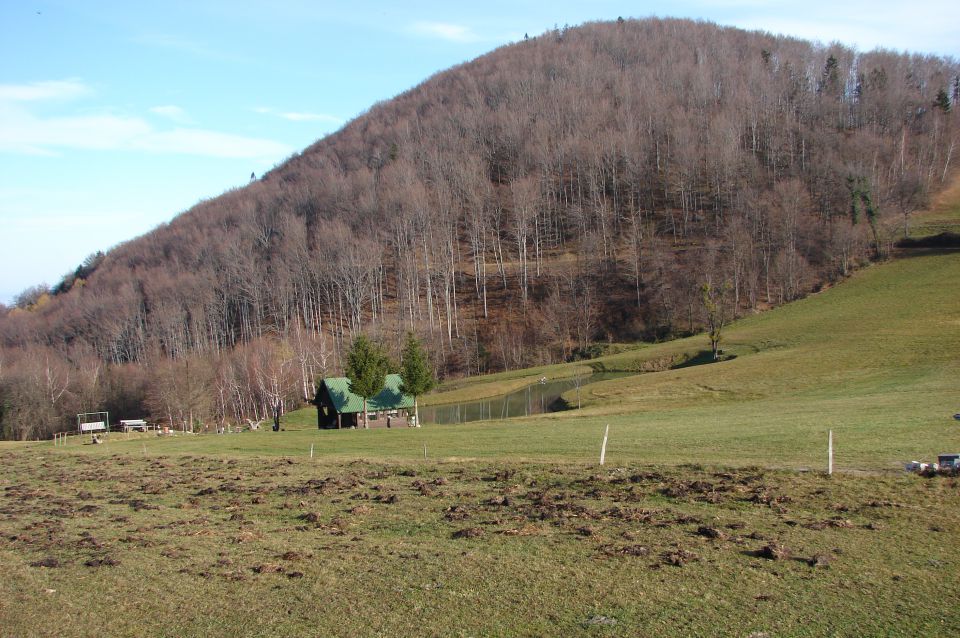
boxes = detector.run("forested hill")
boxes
[1,18,958,439]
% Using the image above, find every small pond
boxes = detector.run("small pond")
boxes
[418,372,634,425]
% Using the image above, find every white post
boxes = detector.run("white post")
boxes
[599,424,609,466]
[423,443,427,460]
[310,443,314,459]
[828,430,833,476]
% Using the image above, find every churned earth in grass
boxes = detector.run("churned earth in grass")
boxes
[1,451,958,637]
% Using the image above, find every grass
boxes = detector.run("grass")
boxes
[420,361,601,406]
[900,172,960,238]
[1,450,958,636]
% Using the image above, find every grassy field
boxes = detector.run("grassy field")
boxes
[1,451,958,636]
[2,202,959,635]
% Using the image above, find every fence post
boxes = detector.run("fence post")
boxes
[828,430,833,476]
[600,424,609,466]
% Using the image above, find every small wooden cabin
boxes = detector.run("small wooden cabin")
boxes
[313,374,414,428]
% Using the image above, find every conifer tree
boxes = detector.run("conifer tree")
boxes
[934,88,951,112]
[398,333,435,427]
[345,335,388,429]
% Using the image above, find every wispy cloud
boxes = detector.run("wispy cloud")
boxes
[0,79,90,102]
[0,80,290,160]
[149,105,192,124]
[253,106,343,124]
[133,33,245,62]
[137,128,290,158]
[409,21,482,43]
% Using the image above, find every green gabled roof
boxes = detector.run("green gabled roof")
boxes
[320,374,413,414]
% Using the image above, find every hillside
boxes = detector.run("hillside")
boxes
[1,17,959,439]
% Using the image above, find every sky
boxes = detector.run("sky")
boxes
[1,1,958,306]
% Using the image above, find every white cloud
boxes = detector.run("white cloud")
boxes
[0,81,291,160]
[280,111,342,123]
[0,107,151,152]
[133,33,243,62]
[149,105,192,123]
[0,109,291,159]
[135,128,290,159]
[0,79,90,102]
[410,21,481,43]
[254,106,343,124]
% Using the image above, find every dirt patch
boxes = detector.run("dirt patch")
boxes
[805,518,855,530]
[127,499,160,512]
[452,527,484,539]
[499,524,543,536]
[444,505,471,521]
[695,526,727,540]
[600,544,649,557]
[661,548,698,567]
[84,556,120,568]
[755,542,791,561]
[280,551,305,561]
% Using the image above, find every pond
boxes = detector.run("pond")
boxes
[418,372,634,425]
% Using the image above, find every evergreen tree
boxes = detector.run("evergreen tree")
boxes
[399,333,435,427]
[345,335,388,429]
[820,55,840,95]
[934,88,951,112]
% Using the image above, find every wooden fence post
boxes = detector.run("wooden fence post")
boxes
[600,425,609,466]
[828,430,833,476]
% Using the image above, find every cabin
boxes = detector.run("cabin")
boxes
[313,374,414,429]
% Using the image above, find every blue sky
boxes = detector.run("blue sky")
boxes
[1,1,958,305]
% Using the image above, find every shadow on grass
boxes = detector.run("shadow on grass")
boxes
[895,231,960,249]
[671,350,737,369]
